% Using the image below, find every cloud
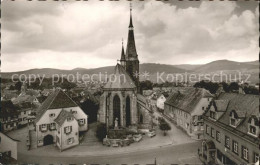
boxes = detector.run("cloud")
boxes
[1,0,258,72]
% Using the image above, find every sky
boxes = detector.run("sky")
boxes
[1,0,259,72]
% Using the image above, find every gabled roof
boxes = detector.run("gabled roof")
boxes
[103,64,136,90]
[205,93,259,138]
[12,95,37,104]
[35,89,78,123]
[54,109,75,126]
[165,87,213,113]
[213,100,229,112]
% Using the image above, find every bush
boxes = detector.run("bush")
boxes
[96,123,107,141]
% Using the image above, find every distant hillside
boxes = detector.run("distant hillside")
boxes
[194,60,258,73]
[174,64,202,71]
[1,60,258,84]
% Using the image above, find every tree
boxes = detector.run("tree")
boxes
[140,80,153,90]
[228,82,239,92]
[14,81,22,91]
[159,120,171,136]
[194,80,219,94]
[96,123,107,142]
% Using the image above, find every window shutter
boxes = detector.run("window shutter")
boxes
[64,127,66,133]
[70,126,72,132]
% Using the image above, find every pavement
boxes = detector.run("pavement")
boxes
[6,111,202,164]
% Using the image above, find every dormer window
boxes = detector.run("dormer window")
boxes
[248,116,259,137]
[209,111,216,120]
[49,113,55,118]
[229,111,238,127]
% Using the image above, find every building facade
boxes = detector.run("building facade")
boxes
[0,101,19,132]
[164,87,213,139]
[35,89,88,151]
[0,132,18,161]
[200,93,259,165]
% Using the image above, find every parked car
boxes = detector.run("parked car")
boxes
[147,131,156,138]
[133,134,142,142]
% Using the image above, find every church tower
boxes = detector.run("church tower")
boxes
[125,4,140,92]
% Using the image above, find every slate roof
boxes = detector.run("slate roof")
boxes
[35,89,78,123]
[213,100,230,112]
[205,93,259,140]
[165,87,213,113]
[103,64,136,90]
[12,95,37,104]
[54,109,75,126]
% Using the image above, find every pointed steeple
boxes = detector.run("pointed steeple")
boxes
[120,39,125,61]
[129,2,133,28]
[126,3,138,59]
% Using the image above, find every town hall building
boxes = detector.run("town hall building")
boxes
[98,6,152,129]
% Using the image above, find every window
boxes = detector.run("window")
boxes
[211,128,215,138]
[38,140,42,144]
[72,111,77,114]
[232,140,238,154]
[40,124,47,132]
[216,131,220,142]
[49,113,55,118]
[254,152,259,163]
[248,116,258,137]
[230,111,238,127]
[64,126,72,134]
[78,119,85,126]
[210,111,216,120]
[23,117,27,121]
[202,107,205,110]
[225,136,230,149]
[241,146,249,161]
[24,111,26,115]
[67,117,73,122]
[206,125,210,135]
[67,137,74,145]
[50,123,56,130]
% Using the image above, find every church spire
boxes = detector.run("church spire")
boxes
[129,2,133,28]
[120,39,125,61]
[126,2,138,58]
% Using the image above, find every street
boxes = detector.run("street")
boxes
[17,141,201,165]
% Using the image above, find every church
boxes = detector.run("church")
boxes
[98,6,152,129]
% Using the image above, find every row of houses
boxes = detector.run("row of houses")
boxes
[158,86,259,164]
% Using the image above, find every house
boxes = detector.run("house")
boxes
[0,132,18,163]
[0,101,19,132]
[200,93,259,165]
[164,87,213,139]
[12,94,39,106]
[35,89,88,151]
[156,92,169,110]
[1,89,18,101]
[16,102,37,127]
[41,89,54,97]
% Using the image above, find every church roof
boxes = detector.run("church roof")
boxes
[35,89,78,123]
[103,64,136,90]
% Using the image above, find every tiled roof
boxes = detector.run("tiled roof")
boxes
[206,93,259,136]
[54,109,75,126]
[12,95,37,104]
[165,87,213,113]
[103,64,136,90]
[214,100,229,111]
[35,89,78,123]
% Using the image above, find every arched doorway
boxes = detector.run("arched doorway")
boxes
[126,96,131,127]
[113,95,121,126]
[43,135,54,146]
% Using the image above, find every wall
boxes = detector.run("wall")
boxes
[204,118,259,164]
[0,133,18,160]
